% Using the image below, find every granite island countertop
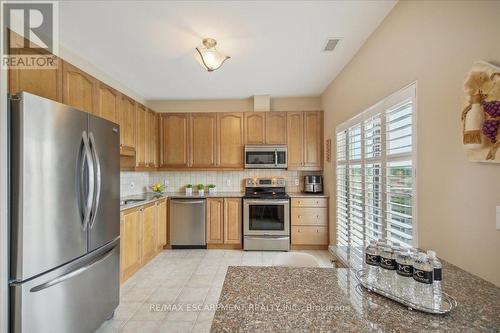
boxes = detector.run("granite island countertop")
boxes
[211,265,499,333]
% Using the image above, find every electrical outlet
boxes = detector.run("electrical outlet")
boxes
[226,179,231,186]
[130,182,135,189]
[294,178,300,186]
[496,206,500,230]
[164,179,169,186]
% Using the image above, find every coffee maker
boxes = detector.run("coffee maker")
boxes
[304,175,323,193]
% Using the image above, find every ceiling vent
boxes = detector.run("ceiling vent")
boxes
[323,38,341,52]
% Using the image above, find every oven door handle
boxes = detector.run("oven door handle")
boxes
[244,199,290,205]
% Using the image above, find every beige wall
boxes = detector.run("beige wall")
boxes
[147,96,321,113]
[322,0,500,286]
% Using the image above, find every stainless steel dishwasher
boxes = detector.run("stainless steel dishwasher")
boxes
[170,198,207,249]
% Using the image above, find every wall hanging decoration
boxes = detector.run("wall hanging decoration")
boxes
[462,60,500,162]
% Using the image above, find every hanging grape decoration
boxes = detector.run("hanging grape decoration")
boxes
[481,101,500,144]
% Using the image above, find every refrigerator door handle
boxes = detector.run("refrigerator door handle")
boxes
[89,132,101,229]
[81,131,94,231]
[29,242,118,293]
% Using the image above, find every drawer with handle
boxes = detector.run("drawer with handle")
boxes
[291,226,328,245]
[291,208,327,226]
[291,198,327,208]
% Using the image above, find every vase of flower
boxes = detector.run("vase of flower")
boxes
[208,184,216,195]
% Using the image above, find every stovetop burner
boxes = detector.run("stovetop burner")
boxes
[243,177,289,199]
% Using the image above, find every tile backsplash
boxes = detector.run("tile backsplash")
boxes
[120,170,321,197]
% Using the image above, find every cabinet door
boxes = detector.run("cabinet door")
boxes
[119,95,136,150]
[265,112,287,144]
[190,113,217,168]
[223,198,242,245]
[304,111,323,169]
[156,200,167,250]
[287,112,304,169]
[135,104,147,167]
[62,61,98,114]
[97,82,120,123]
[152,113,159,168]
[206,198,224,244]
[217,113,244,168]
[145,110,153,166]
[160,114,189,168]
[121,208,141,282]
[244,112,265,144]
[8,51,62,102]
[142,203,157,264]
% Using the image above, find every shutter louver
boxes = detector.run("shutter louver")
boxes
[335,84,416,249]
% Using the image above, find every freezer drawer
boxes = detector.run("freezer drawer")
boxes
[10,239,119,333]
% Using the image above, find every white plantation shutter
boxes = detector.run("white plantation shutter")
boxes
[336,83,417,248]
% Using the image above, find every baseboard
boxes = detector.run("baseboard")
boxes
[290,245,328,250]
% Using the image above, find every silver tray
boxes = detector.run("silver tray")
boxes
[355,269,457,314]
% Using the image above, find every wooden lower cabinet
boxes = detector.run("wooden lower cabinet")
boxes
[291,226,328,245]
[224,198,242,244]
[290,197,328,249]
[120,198,166,283]
[206,198,224,244]
[206,198,242,248]
[120,208,142,283]
[141,203,158,264]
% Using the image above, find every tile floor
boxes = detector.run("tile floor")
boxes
[96,249,334,333]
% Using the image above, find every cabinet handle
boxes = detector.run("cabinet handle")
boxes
[316,229,319,233]
[298,215,301,219]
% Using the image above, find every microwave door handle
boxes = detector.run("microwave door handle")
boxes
[274,150,278,166]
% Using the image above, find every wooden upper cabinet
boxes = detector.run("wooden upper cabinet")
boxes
[206,198,224,244]
[217,113,244,168]
[119,95,136,150]
[265,112,287,144]
[62,61,98,114]
[8,52,62,102]
[135,104,147,167]
[223,198,242,244]
[152,112,159,167]
[287,112,304,169]
[304,111,323,169]
[160,113,189,168]
[244,112,266,144]
[97,82,120,123]
[7,30,62,102]
[145,110,156,167]
[190,113,217,168]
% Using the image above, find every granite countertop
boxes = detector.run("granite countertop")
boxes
[212,265,499,332]
[120,192,168,211]
[166,192,244,199]
[120,192,244,211]
[288,192,329,198]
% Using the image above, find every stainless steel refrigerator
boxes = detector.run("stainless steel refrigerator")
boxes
[9,92,120,333]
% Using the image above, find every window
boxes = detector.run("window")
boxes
[336,83,417,249]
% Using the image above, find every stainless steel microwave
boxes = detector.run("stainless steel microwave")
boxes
[244,145,287,169]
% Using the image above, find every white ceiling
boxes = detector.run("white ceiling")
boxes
[58,1,396,100]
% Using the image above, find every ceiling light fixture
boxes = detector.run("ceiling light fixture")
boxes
[195,38,230,72]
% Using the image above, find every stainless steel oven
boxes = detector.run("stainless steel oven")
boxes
[245,145,287,169]
[243,178,290,251]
